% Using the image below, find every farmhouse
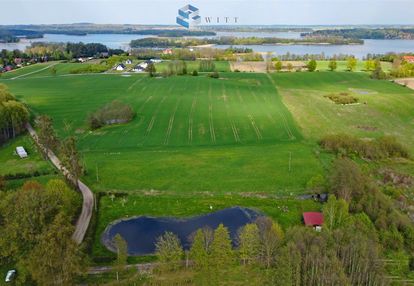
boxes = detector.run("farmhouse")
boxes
[115,63,126,71]
[125,59,133,65]
[403,56,414,63]
[163,48,173,55]
[303,212,324,231]
[133,60,156,72]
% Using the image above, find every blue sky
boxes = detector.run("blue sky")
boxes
[1,0,413,25]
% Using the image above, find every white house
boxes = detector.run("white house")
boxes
[16,146,28,158]
[132,65,145,72]
[115,64,126,71]
[125,59,133,65]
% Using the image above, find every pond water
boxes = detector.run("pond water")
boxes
[101,207,261,256]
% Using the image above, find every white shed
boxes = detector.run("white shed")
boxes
[16,146,28,158]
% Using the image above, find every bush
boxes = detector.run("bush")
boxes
[69,64,109,74]
[199,60,216,72]
[319,134,409,160]
[307,59,317,72]
[324,92,358,105]
[208,71,220,79]
[192,70,198,76]
[87,100,135,130]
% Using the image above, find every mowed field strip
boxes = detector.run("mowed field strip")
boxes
[5,72,301,150]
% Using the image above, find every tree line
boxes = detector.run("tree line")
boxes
[130,36,363,49]
[303,28,414,40]
[0,84,29,145]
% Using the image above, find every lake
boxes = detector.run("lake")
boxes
[1,32,413,59]
[101,207,261,256]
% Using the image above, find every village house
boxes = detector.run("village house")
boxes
[403,56,414,63]
[115,63,126,71]
[132,65,145,72]
[162,48,173,55]
[14,58,23,67]
[303,212,324,231]
[125,59,133,65]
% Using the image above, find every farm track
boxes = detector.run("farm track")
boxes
[26,123,93,244]
[248,114,263,140]
[164,98,181,145]
[208,83,217,144]
[126,76,145,91]
[222,84,240,143]
[188,97,197,144]
[11,62,59,80]
[145,97,167,136]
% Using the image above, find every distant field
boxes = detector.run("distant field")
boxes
[272,72,414,153]
[155,60,230,72]
[315,60,392,72]
[0,62,56,79]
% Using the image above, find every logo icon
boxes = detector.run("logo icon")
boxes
[176,4,201,29]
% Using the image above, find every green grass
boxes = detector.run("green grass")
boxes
[273,72,414,153]
[155,60,230,73]
[315,60,392,72]
[2,69,322,194]
[93,192,321,258]
[0,135,54,177]
[0,62,55,79]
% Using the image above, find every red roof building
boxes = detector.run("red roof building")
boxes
[303,212,324,227]
[402,56,414,63]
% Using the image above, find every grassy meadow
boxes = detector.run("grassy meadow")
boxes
[154,60,231,73]
[272,72,414,153]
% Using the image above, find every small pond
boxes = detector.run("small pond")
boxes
[101,207,261,256]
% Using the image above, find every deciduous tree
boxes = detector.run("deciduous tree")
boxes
[307,59,317,72]
[238,223,260,265]
[155,232,184,271]
[328,59,337,71]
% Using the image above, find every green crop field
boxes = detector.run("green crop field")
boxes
[155,60,231,73]
[2,70,323,194]
[315,60,392,72]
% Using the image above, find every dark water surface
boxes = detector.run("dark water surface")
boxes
[101,207,261,255]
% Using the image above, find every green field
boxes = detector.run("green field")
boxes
[155,60,231,73]
[2,71,323,194]
[272,72,414,153]
[315,60,392,72]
